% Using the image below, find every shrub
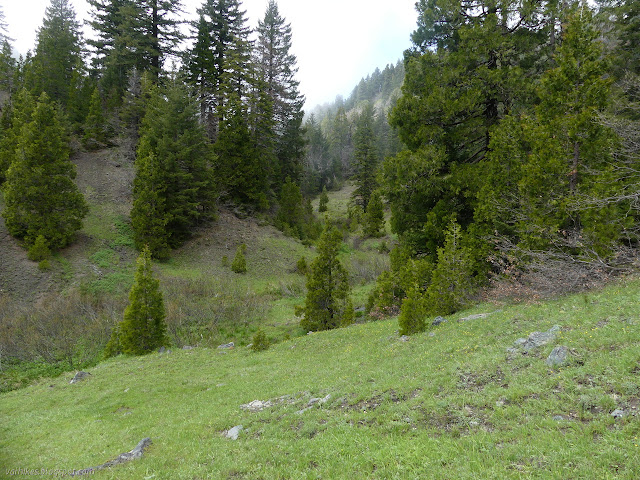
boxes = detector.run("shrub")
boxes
[318,186,329,212]
[27,235,51,262]
[296,256,308,276]
[231,244,247,273]
[250,329,270,352]
[398,287,427,336]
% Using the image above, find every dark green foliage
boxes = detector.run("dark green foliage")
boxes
[116,246,167,356]
[398,287,426,336]
[256,0,305,186]
[423,221,476,316]
[367,246,433,319]
[250,329,270,352]
[2,91,88,250]
[352,102,379,209]
[214,100,269,209]
[300,225,352,332]
[82,87,109,149]
[27,235,51,262]
[131,81,215,258]
[231,244,247,274]
[364,190,385,237]
[318,186,329,212]
[27,0,85,115]
[0,39,16,96]
[296,256,308,276]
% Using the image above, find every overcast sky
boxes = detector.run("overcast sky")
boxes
[2,0,417,108]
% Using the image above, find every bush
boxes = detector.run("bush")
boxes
[318,186,329,212]
[231,244,247,273]
[296,256,308,276]
[27,235,51,262]
[364,190,385,237]
[250,329,270,352]
[423,221,476,315]
[38,259,52,271]
[398,287,427,336]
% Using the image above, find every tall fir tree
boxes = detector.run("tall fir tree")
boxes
[27,0,86,120]
[2,91,88,250]
[131,81,215,259]
[300,224,353,332]
[255,0,305,186]
[352,102,379,209]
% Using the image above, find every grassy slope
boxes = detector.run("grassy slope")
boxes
[1,279,639,479]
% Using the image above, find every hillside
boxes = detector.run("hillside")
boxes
[1,280,639,478]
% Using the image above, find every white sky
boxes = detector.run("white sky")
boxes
[2,0,417,108]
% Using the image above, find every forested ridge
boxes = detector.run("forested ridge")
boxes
[0,0,639,385]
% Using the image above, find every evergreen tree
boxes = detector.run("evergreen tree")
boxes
[388,0,553,255]
[276,176,304,236]
[256,0,305,185]
[185,0,252,139]
[118,245,168,355]
[327,106,351,179]
[364,189,385,237]
[0,40,16,96]
[318,186,329,212]
[131,81,215,258]
[83,87,109,149]
[2,91,88,250]
[398,286,427,336]
[352,102,379,209]
[231,243,247,273]
[27,0,85,117]
[300,224,352,332]
[0,6,10,44]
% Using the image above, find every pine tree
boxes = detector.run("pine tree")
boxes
[352,102,378,209]
[0,40,16,96]
[2,91,88,250]
[83,87,109,149]
[185,0,252,139]
[0,6,10,44]
[300,224,352,332]
[131,81,215,258]
[117,245,168,355]
[318,186,329,212]
[364,190,385,237]
[27,0,85,116]
[398,286,427,336]
[256,0,305,185]
[231,243,247,273]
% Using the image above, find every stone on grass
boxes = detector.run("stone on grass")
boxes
[74,438,152,475]
[225,425,243,440]
[218,342,234,349]
[513,325,561,352]
[432,316,446,326]
[611,408,626,419]
[546,345,570,367]
[399,335,410,342]
[70,371,91,384]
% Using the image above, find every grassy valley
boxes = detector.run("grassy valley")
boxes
[1,277,639,478]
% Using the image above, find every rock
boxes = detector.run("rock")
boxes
[70,371,91,384]
[611,408,626,419]
[158,346,166,353]
[308,394,331,406]
[399,335,410,342]
[75,438,152,475]
[546,345,570,367]
[240,399,273,412]
[218,342,235,349]
[552,415,565,421]
[429,332,436,337]
[225,425,243,440]
[460,313,488,321]
[512,325,561,352]
[182,345,194,350]
[432,316,446,326]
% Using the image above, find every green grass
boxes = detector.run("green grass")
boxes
[2,278,640,479]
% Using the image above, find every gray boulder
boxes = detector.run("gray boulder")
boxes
[513,325,561,352]
[225,425,243,440]
[432,316,446,326]
[218,342,235,349]
[546,345,570,367]
[70,371,91,384]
